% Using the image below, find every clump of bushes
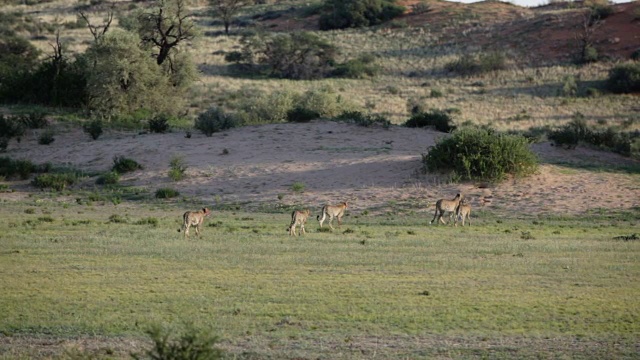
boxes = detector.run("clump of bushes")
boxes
[445,52,507,76]
[112,156,143,173]
[606,62,640,94]
[0,157,37,179]
[0,115,26,150]
[31,173,78,191]
[548,115,637,156]
[96,171,120,185]
[287,107,320,123]
[83,119,103,140]
[133,325,223,360]
[319,0,406,30]
[195,107,239,136]
[423,128,539,182]
[148,114,170,133]
[155,187,180,199]
[335,111,391,128]
[404,110,456,133]
[332,54,380,79]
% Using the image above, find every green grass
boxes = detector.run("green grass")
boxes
[0,200,638,358]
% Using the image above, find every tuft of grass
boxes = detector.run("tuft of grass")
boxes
[155,188,180,199]
[112,156,143,174]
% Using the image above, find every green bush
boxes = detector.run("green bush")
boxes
[83,119,103,140]
[332,54,380,79]
[336,111,391,128]
[445,52,506,76]
[135,217,159,226]
[20,112,48,129]
[0,157,37,179]
[132,325,223,360]
[96,171,120,185]
[155,187,180,199]
[606,63,640,94]
[195,107,239,136]
[548,115,636,156]
[404,110,456,133]
[423,128,538,182]
[148,114,170,133]
[32,173,78,191]
[168,155,187,181]
[112,156,143,173]
[287,107,320,123]
[319,0,405,30]
[0,115,26,141]
[38,130,55,145]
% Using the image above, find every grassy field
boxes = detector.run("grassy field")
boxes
[1,198,638,358]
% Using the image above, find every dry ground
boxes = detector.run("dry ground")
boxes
[3,121,639,216]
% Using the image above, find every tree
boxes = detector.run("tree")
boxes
[136,0,197,67]
[84,29,181,119]
[210,0,252,35]
[237,31,338,79]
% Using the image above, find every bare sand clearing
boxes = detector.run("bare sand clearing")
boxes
[3,121,639,217]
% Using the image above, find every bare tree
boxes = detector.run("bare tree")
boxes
[138,0,197,66]
[575,9,603,63]
[78,9,114,41]
[210,0,252,35]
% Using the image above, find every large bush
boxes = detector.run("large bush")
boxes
[319,0,405,30]
[606,63,640,94]
[423,128,538,182]
[195,107,239,136]
[404,110,456,133]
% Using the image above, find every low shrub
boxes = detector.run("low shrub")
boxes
[32,173,78,191]
[135,217,159,226]
[96,171,120,185]
[148,114,170,133]
[112,156,143,173]
[335,111,391,128]
[445,52,506,76]
[287,107,320,123]
[155,187,180,199]
[606,63,640,94]
[20,112,48,129]
[83,119,103,140]
[332,54,380,79]
[133,325,223,360]
[108,214,127,223]
[38,130,55,145]
[423,128,539,182]
[168,155,187,181]
[0,115,26,141]
[0,157,37,179]
[195,107,239,136]
[548,115,636,156]
[404,110,456,133]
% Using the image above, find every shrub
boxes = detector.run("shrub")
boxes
[319,0,405,30]
[631,49,640,61]
[298,89,349,118]
[606,63,640,94]
[132,325,223,360]
[112,156,143,173]
[83,119,103,140]
[336,111,391,128]
[135,217,159,226]
[445,52,506,76]
[287,107,320,123]
[108,214,127,223]
[423,128,539,182]
[332,54,380,79]
[290,182,305,193]
[404,110,456,133]
[560,75,578,97]
[148,114,170,133]
[32,173,78,191]
[0,115,26,141]
[241,31,338,80]
[548,115,636,156]
[155,187,180,199]
[195,107,239,136]
[20,112,48,129]
[168,155,187,181]
[96,171,120,185]
[0,157,37,179]
[38,130,55,145]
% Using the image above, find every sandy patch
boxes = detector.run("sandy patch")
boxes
[2,121,639,216]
